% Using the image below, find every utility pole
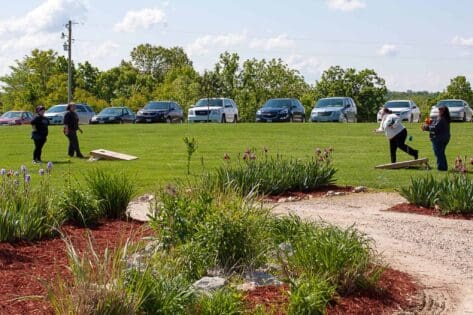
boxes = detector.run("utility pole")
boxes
[62,20,74,104]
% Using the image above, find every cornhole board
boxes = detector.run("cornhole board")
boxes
[375,158,430,170]
[89,149,138,161]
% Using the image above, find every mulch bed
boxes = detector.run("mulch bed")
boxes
[243,269,420,315]
[0,219,153,315]
[385,203,473,220]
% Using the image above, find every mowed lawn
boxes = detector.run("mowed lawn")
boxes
[1,122,471,194]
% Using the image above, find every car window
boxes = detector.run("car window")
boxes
[315,98,344,108]
[263,99,291,109]
[195,99,223,107]
[46,105,67,113]
[76,105,85,112]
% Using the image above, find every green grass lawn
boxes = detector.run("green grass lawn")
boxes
[1,122,471,194]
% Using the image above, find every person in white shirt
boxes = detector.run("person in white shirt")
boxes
[375,107,418,163]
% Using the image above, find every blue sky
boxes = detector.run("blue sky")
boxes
[1,0,472,91]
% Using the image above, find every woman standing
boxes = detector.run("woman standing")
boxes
[376,107,419,163]
[423,104,451,171]
[31,105,49,163]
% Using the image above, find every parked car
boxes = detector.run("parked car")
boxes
[90,106,135,124]
[256,98,305,122]
[429,99,473,122]
[376,100,421,122]
[44,103,95,125]
[0,110,33,126]
[135,101,184,123]
[310,97,357,122]
[188,98,238,123]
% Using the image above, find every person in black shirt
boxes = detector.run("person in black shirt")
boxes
[31,105,49,163]
[63,103,85,158]
[422,104,451,171]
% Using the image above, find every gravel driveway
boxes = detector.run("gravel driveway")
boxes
[272,192,473,315]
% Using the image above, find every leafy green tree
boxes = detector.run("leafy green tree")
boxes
[441,75,473,105]
[74,88,109,112]
[75,61,100,96]
[313,66,387,121]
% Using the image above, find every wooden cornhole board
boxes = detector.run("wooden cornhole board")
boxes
[90,149,138,161]
[375,158,430,170]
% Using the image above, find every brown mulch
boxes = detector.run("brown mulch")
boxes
[385,203,473,220]
[0,219,153,315]
[243,269,420,315]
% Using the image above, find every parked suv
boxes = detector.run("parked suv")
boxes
[44,103,95,125]
[310,97,357,122]
[188,98,238,123]
[135,101,184,123]
[256,98,305,122]
[377,100,421,122]
[429,99,473,122]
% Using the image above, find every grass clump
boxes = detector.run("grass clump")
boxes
[212,148,336,196]
[86,169,136,219]
[58,182,102,227]
[400,174,473,214]
[287,275,336,315]
[193,288,244,315]
[0,165,62,242]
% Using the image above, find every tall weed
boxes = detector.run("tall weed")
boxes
[436,175,473,214]
[399,175,439,208]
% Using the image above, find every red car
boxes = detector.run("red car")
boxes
[0,111,34,126]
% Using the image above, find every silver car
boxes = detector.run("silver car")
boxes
[429,99,473,122]
[377,100,421,122]
[45,104,96,125]
[310,97,357,122]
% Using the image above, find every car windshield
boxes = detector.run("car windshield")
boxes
[263,99,291,109]
[1,112,22,118]
[195,99,223,107]
[100,108,123,115]
[46,105,67,113]
[145,102,171,110]
[437,100,463,108]
[385,101,410,108]
[315,98,344,108]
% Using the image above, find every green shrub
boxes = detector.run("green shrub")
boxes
[211,149,336,196]
[0,166,63,242]
[399,175,439,208]
[86,169,136,219]
[58,184,102,227]
[287,275,335,315]
[193,288,244,315]
[436,175,473,214]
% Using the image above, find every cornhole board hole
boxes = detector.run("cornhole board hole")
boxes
[90,149,138,161]
[375,158,430,170]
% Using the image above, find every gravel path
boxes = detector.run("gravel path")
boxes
[272,192,473,315]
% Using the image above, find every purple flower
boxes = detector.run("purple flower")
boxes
[39,169,45,176]
[0,169,5,176]
[25,174,31,183]
[20,165,27,174]
[47,162,53,171]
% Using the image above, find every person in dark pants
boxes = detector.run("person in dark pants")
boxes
[30,105,49,163]
[375,107,418,163]
[63,103,85,158]
[423,104,451,171]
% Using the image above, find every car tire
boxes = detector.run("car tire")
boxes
[166,117,172,123]
[233,115,238,123]
[409,114,414,123]
[221,114,226,123]
[300,115,305,122]
[289,115,294,122]
[340,115,348,123]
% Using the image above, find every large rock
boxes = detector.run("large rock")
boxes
[192,276,227,293]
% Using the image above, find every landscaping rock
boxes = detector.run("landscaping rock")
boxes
[353,186,367,193]
[243,271,282,286]
[326,190,346,197]
[278,242,294,256]
[192,276,227,293]
[236,281,257,292]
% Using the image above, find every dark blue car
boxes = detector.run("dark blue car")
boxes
[135,101,184,123]
[256,98,305,122]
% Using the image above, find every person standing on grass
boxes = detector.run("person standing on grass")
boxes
[375,107,419,163]
[63,102,85,158]
[422,104,451,171]
[30,105,49,164]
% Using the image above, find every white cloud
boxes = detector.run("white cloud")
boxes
[326,0,366,12]
[377,44,399,56]
[186,33,247,56]
[286,55,324,77]
[452,35,473,48]
[0,0,88,36]
[250,34,295,50]
[114,8,166,32]
[0,32,58,52]
[86,40,120,60]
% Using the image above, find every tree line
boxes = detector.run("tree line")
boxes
[1,44,472,122]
